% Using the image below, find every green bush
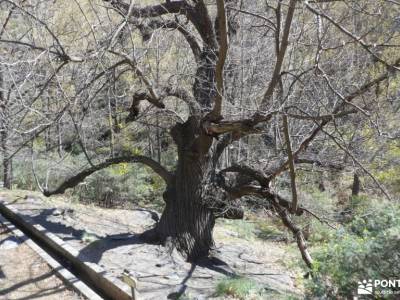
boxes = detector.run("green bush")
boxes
[308,219,335,244]
[306,202,400,299]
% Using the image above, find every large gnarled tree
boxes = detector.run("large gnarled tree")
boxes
[3,0,400,267]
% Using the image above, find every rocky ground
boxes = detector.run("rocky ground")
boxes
[0,190,304,299]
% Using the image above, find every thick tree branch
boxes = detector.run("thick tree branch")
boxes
[163,86,201,115]
[218,172,313,268]
[211,108,356,164]
[175,24,202,62]
[218,181,318,268]
[43,155,173,196]
[206,112,274,136]
[128,19,201,61]
[104,0,188,18]
[190,1,218,49]
[125,86,200,124]
[271,197,313,268]
[220,164,270,188]
[209,0,228,120]
[105,0,218,52]
[261,0,297,107]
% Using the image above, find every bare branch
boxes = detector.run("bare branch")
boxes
[282,115,298,214]
[126,18,201,61]
[322,127,392,201]
[305,1,400,71]
[206,112,274,136]
[271,197,313,268]
[108,50,165,109]
[0,39,61,56]
[220,164,270,187]
[104,0,188,18]
[261,0,297,107]
[226,6,276,31]
[3,0,68,57]
[268,57,400,179]
[209,0,228,120]
[163,86,201,115]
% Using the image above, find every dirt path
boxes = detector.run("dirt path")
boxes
[0,223,82,300]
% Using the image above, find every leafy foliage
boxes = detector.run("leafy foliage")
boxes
[306,200,400,299]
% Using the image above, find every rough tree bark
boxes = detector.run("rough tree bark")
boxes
[154,120,215,259]
[124,112,244,260]
[0,72,12,189]
[351,172,360,197]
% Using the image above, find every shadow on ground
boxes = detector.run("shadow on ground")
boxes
[77,233,145,263]
[19,208,85,241]
[18,208,238,278]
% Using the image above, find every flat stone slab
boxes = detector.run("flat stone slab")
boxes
[0,194,302,299]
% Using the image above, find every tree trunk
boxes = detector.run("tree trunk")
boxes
[142,117,217,261]
[351,172,360,197]
[157,158,215,261]
[0,72,12,189]
[2,156,12,189]
[1,151,12,189]
[0,127,12,189]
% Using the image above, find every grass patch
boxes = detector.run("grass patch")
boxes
[215,276,260,299]
[219,219,257,240]
[255,221,286,241]
[218,216,287,242]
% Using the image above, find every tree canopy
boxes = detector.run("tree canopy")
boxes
[1,0,400,266]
